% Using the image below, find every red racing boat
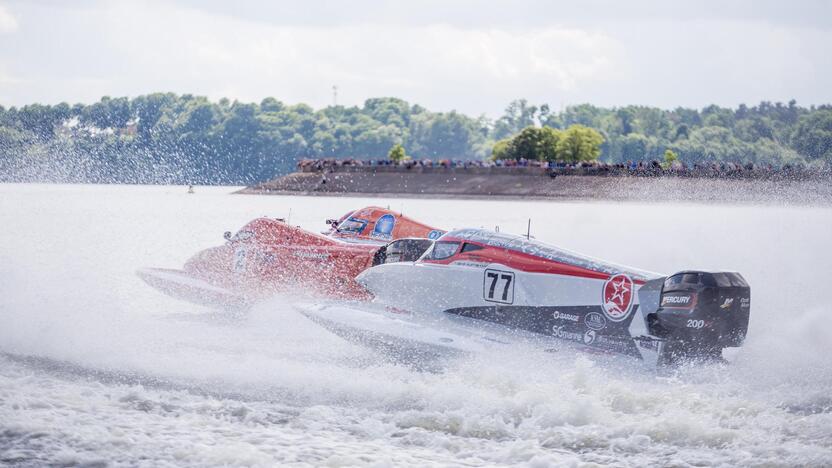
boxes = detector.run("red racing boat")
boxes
[137,206,444,309]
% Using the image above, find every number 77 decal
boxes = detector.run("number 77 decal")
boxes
[483,269,515,304]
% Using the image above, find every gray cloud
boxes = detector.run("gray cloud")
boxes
[0,0,829,116]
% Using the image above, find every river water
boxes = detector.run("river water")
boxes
[1,184,830,467]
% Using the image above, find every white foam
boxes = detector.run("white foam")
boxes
[1,184,831,466]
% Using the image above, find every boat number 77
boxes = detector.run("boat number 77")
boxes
[484,269,515,304]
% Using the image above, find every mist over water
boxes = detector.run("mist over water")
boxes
[1,184,831,466]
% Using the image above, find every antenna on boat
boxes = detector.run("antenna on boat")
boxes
[526,218,531,239]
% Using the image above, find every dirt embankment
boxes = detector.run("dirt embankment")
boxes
[239,168,832,205]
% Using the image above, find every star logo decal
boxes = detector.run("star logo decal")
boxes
[602,274,634,321]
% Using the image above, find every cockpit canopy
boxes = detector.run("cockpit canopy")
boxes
[373,238,435,265]
[328,206,444,244]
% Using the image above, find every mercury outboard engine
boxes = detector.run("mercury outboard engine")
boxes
[645,271,750,364]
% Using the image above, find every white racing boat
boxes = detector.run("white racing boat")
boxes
[299,228,751,367]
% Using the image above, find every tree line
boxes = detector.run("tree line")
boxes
[0,94,829,184]
[492,100,831,167]
[491,125,605,162]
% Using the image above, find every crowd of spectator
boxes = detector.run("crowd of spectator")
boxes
[297,158,831,181]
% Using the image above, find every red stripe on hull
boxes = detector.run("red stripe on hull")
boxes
[424,241,646,284]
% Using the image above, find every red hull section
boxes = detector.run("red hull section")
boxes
[139,207,443,308]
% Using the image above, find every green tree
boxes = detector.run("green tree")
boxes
[16,103,70,139]
[260,97,284,113]
[490,138,511,160]
[617,108,635,135]
[365,97,412,127]
[131,93,177,144]
[537,127,562,161]
[662,149,678,169]
[82,96,131,129]
[673,124,690,141]
[409,111,483,159]
[617,133,654,161]
[702,105,735,128]
[490,127,562,161]
[555,125,604,161]
[791,110,832,162]
[561,104,604,128]
[514,127,561,161]
[388,143,407,162]
[493,99,539,139]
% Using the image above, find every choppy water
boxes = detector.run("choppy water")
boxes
[1,184,831,467]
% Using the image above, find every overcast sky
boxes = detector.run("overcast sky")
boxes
[0,0,830,117]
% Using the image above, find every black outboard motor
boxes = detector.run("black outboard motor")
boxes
[646,271,750,364]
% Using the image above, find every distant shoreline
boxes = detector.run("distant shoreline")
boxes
[240,168,832,205]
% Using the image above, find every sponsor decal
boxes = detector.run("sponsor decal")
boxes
[428,230,444,240]
[581,330,632,354]
[686,319,706,329]
[740,297,750,308]
[593,334,633,354]
[293,251,329,260]
[552,326,584,342]
[602,274,634,322]
[719,298,734,309]
[552,310,580,322]
[451,260,489,268]
[371,214,396,239]
[584,312,607,330]
[637,338,661,352]
[583,329,596,345]
[664,296,691,305]
[661,293,696,309]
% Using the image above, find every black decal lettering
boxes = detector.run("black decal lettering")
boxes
[487,272,499,299]
[501,274,512,301]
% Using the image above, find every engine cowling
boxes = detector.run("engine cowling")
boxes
[646,271,750,363]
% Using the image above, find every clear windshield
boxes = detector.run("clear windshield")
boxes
[335,217,368,235]
[383,239,434,264]
[428,241,460,260]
